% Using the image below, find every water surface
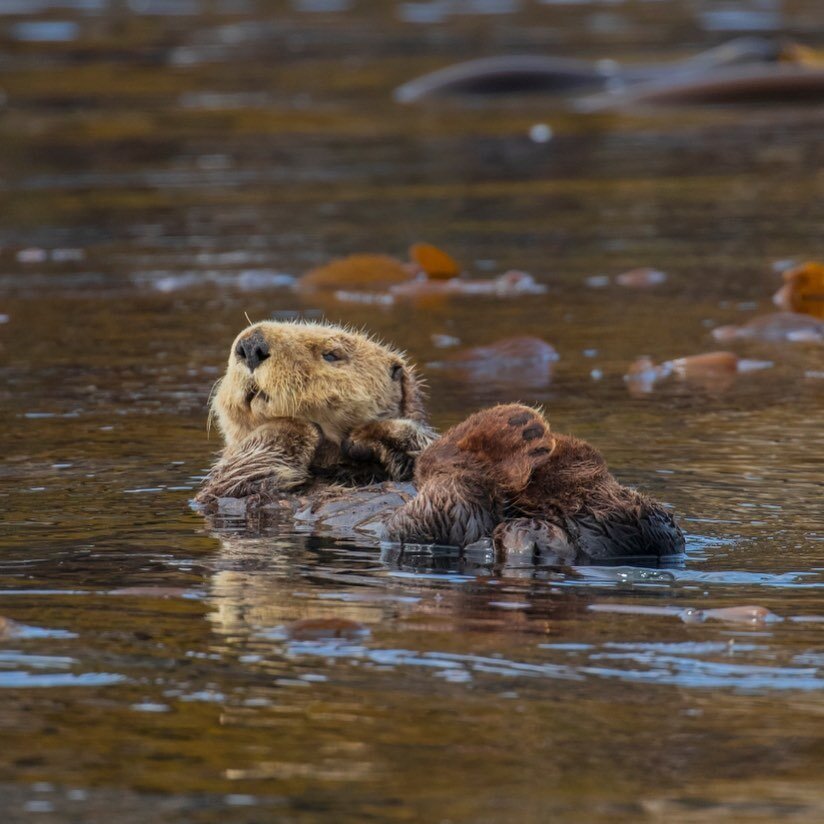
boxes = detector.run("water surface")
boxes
[0,1,822,820]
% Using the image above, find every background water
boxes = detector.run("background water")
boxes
[0,1,823,821]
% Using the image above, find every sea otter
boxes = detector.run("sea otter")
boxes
[196,322,684,564]
[195,320,436,501]
[384,404,685,562]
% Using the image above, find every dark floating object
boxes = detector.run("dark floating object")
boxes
[395,37,824,107]
[584,65,824,109]
[394,55,615,102]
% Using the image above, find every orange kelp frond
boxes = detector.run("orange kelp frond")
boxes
[409,242,461,280]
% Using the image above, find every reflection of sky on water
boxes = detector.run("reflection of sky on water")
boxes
[248,633,824,693]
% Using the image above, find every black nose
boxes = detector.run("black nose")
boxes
[235,330,270,371]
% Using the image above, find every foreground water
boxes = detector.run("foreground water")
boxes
[0,2,823,821]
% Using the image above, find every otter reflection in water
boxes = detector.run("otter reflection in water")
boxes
[196,321,684,564]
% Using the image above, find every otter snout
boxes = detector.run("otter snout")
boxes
[235,330,270,372]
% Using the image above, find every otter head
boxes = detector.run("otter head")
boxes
[211,320,426,447]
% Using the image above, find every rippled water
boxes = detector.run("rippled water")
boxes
[0,1,823,821]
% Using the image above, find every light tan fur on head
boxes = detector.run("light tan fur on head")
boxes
[211,320,427,448]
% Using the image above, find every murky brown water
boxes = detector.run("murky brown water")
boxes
[1,2,823,821]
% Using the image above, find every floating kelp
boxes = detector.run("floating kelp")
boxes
[297,253,414,292]
[773,261,824,319]
[625,351,772,395]
[408,242,461,280]
[627,352,736,394]
[296,243,461,296]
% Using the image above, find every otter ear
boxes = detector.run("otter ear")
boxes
[393,363,427,422]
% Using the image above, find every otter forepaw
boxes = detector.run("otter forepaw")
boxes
[343,418,436,481]
[415,404,554,496]
[197,418,322,500]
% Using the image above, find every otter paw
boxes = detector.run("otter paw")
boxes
[198,418,322,499]
[343,419,436,482]
[456,404,554,461]
[422,403,554,493]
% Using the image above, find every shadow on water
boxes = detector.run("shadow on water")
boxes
[0,0,823,821]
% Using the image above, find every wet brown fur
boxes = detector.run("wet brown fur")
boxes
[196,320,435,503]
[385,403,678,554]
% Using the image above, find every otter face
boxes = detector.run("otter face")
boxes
[212,321,425,447]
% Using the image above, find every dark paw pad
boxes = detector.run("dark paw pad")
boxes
[521,424,544,441]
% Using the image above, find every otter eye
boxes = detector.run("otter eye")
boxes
[390,363,403,381]
[323,351,343,363]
